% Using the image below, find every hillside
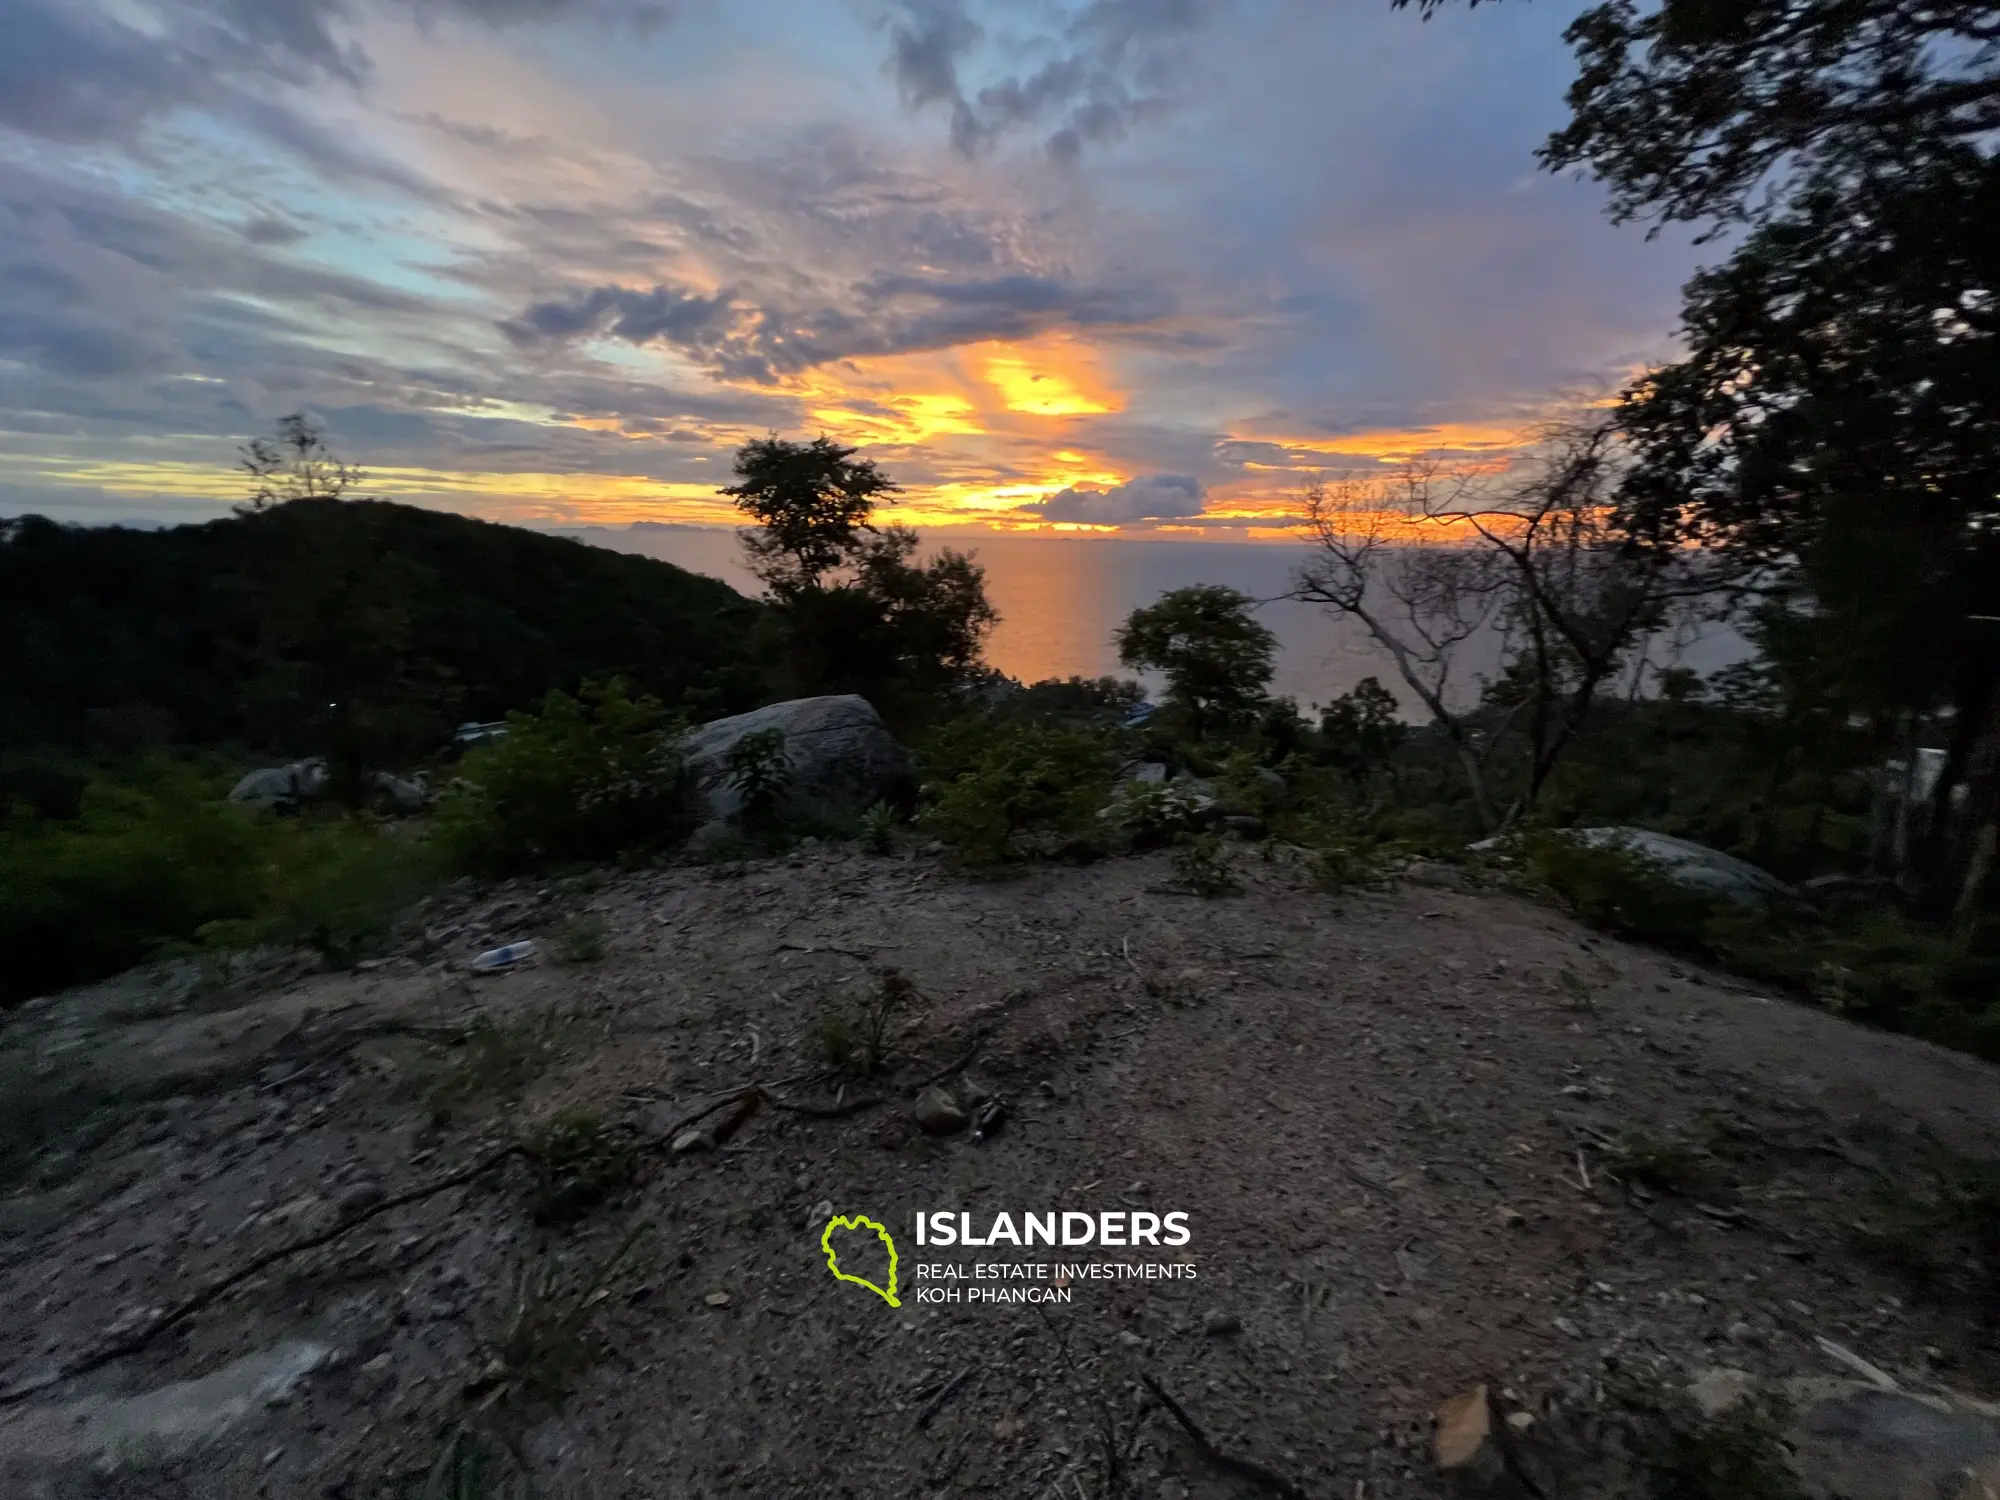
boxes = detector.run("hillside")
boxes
[0,501,766,769]
[1,848,1995,1497]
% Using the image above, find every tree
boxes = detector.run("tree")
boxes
[722,437,997,717]
[1401,0,2000,917]
[239,413,366,512]
[723,435,901,597]
[1116,586,1277,738]
[1295,423,1708,829]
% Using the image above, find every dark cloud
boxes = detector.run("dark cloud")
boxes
[1034,473,1206,523]
[503,284,741,347]
[881,0,1227,160]
[240,214,310,246]
[882,0,986,155]
[503,268,1175,382]
[0,0,673,150]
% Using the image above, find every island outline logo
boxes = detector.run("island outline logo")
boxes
[819,1213,901,1307]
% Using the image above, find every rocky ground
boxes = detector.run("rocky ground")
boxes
[1,842,1996,1499]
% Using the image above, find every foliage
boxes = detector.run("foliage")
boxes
[1103,781,1210,849]
[525,1111,641,1227]
[421,1015,560,1128]
[815,968,917,1074]
[725,438,998,721]
[916,719,1118,864]
[237,411,366,513]
[0,761,438,1005]
[1003,675,1148,724]
[426,1223,646,1500]
[859,799,898,855]
[724,727,793,834]
[1406,0,2000,913]
[1116,585,1276,737]
[1317,676,1404,779]
[722,434,900,598]
[1170,833,1239,896]
[435,679,696,875]
[1524,832,1726,949]
[0,497,763,767]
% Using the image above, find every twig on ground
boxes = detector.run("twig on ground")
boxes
[915,1368,974,1429]
[775,942,875,962]
[916,1034,986,1088]
[1142,1373,1311,1500]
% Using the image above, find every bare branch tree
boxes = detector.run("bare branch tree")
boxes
[237,413,365,513]
[1293,418,1721,829]
[1293,463,1515,830]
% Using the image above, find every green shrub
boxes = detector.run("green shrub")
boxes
[1524,832,1723,949]
[1103,780,1209,848]
[916,721,1116,863]
[435,679,695,875]
[0,765,269,1003]
[1171,834,1239,896]
[724,727,793,835]
[525,1110,639,1226]
[859,799,898,855]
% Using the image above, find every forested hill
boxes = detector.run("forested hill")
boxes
[0,500,766,763]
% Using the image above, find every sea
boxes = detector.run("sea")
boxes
[563,524,1748,717]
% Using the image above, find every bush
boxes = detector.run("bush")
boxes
[0,762,441,1004]
[0,764,268,1003]
[1524,831,1724,950]
[435,679,695,875]
[916,721,1117,863]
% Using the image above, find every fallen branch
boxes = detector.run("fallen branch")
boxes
[1142,1373,1311,1499]
[764,1093,883,1119]
[1,1143,526,1406]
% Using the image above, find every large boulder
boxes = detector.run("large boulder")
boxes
[1564,827,1796,907]
[680,695,911,835]
[226,758,328,809]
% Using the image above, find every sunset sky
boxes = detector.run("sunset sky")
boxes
[0,0,1708,541]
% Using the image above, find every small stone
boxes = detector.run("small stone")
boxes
[1554,1316,1583,1339]
[1727,1320,1756,1344]
[703,1291,731,1308]
[1688,1367,1758,1418]
[1506,1411,1535,1434]
[671,1127,714,1155]
[1204,1312,1242,1337]
[1495,1206,1526,1231]
[913,1087,969,1136]
[1117,1330,1145,1348]
[806,1199,835,1230]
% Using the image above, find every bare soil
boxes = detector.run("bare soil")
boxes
[2,844,1996,1499]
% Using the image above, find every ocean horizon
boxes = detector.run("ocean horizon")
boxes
[564,523,1750,718]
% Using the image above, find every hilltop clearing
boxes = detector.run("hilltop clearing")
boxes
[1,849,1996,1498]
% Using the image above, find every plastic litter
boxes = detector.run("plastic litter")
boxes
[468,940,536,973]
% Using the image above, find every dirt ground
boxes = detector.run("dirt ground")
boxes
[1,842,1996,1499]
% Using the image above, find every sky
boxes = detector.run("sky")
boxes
[0,0,1707,540]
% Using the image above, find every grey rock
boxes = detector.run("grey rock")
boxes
[1222,814,1267,840]
[370,770,430,811]
[1789,1384,2000,1500]
[0,1341,331,1480]
[1687,1367,1758,1418]
[913,1087,968,1136]
[1554,827,1796,907]
[227,759,328,808]
[1204,1311,1241,1337]
[1123,762,1169,786]
[681,695,911,836]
